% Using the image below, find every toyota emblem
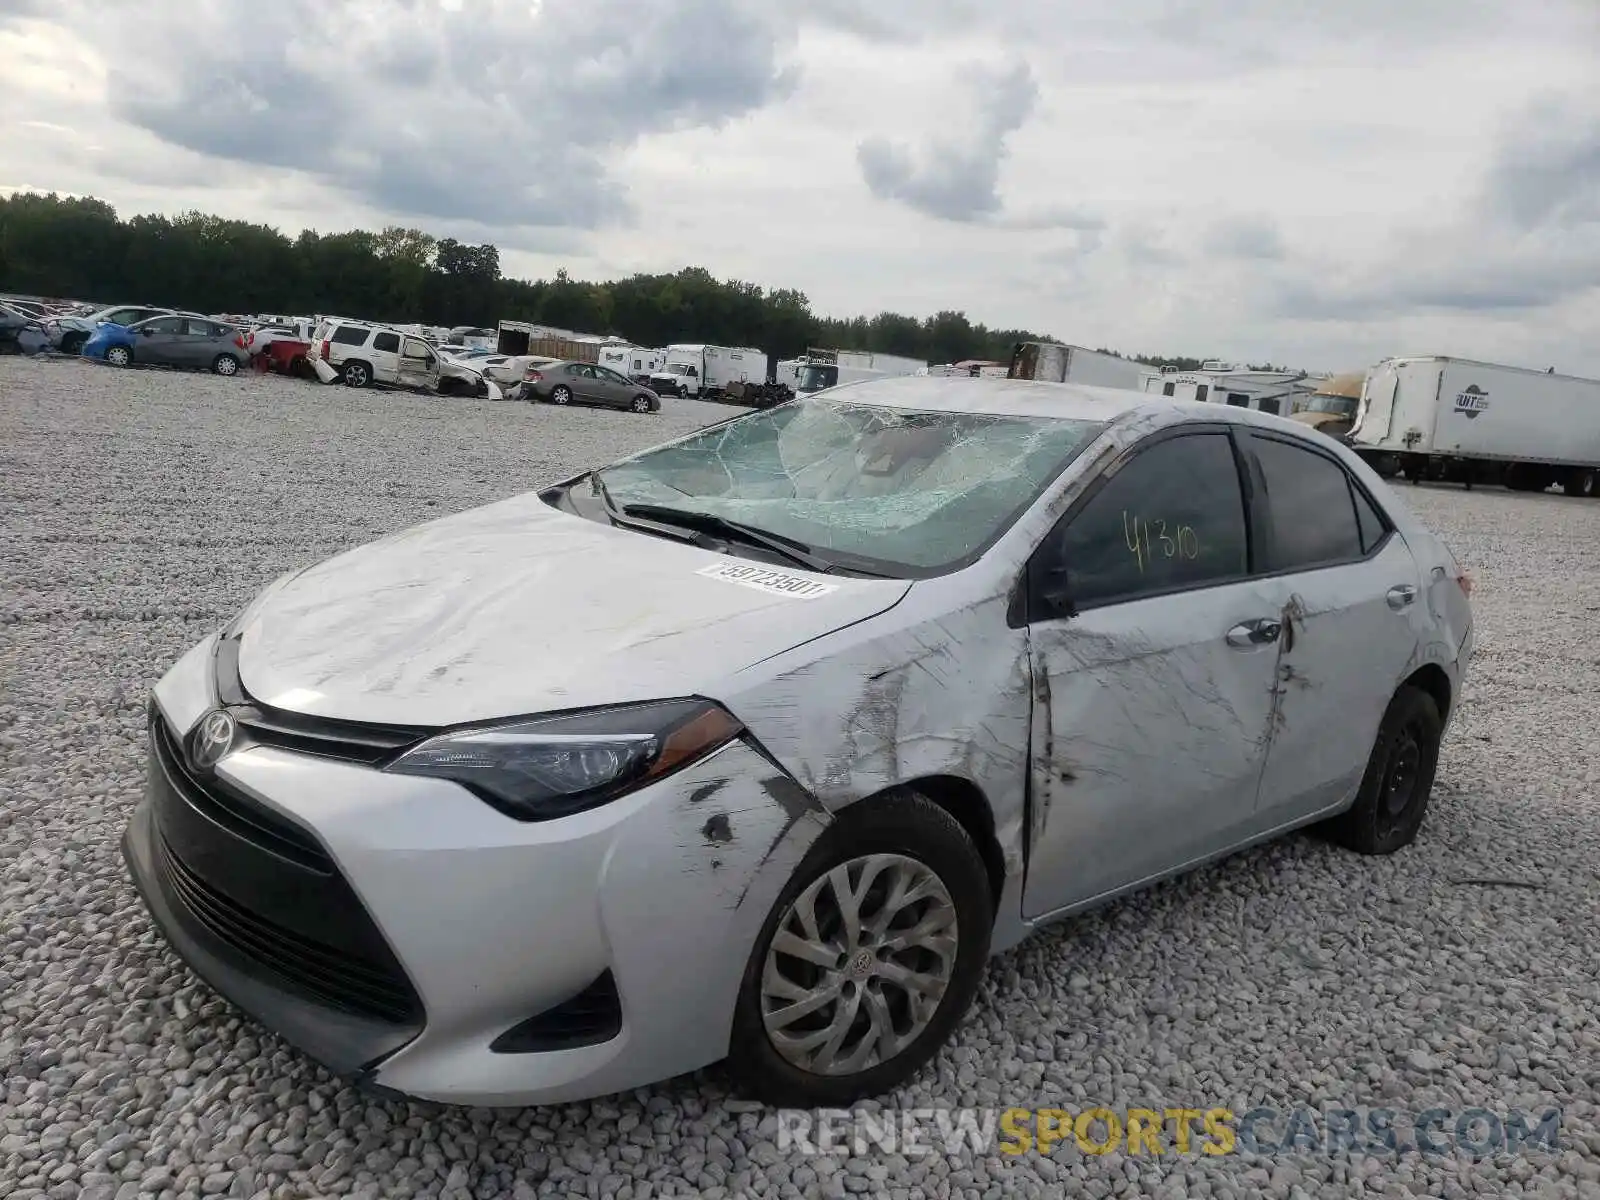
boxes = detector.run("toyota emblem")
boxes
[190,709,237,772]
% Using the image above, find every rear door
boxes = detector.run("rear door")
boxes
[1240,431,1422,824]
[178,318,221,366]
[134,315,185,363]
[368,330,403,382]
[570,363,603,403]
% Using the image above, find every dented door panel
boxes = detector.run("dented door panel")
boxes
[1248,539,1423,823]
[1021,579,1281,919]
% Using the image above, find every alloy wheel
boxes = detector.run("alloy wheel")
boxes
[760,853,958,1076]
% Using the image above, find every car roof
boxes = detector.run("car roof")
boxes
[816,373,1322,435]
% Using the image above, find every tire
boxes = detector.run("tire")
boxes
[105,345,132,367]
[342,360,371,388]
[631,394,652,413]
[1561,468,1597,498]
[726,790,992,1107]
[550,385,572,405]
[212,354,239,376]
[1320,685,1442,855]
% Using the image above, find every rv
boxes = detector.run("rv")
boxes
[649,344,768,399]
[1144,361,1318,416]
[1347,357,1600,495]
[598,344,665,385]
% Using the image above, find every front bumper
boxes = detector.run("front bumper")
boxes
[125,635,833,1106]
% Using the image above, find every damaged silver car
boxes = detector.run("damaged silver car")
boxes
[123,375,1474,1108]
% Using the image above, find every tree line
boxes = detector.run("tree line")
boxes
[1,191,1241,370]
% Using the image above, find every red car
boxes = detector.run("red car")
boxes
[252,338,314,379]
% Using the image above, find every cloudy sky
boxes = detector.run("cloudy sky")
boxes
[3,0,1597,372]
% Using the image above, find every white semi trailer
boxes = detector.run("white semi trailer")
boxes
[1348,356,1600,496]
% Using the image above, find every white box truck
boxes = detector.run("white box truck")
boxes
[1348,356,1600,496]
[649,344,767,398]
[1007,341,1148,390]
[790,347,927,394]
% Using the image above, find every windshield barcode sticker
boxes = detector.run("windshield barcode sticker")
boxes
[697,562,838,599]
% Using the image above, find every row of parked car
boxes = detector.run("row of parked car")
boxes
[2,297,668,416]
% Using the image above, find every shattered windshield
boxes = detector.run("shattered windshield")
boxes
[595,399,1104,575]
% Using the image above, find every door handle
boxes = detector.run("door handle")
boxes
[1386,584,1417,610]
[1226,618,1282,648]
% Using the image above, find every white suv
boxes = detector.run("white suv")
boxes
[308,320,501,397]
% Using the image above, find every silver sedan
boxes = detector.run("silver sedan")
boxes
[122,376,1473,1107]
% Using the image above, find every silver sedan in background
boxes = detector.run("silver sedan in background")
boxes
[122,377,1472,1107]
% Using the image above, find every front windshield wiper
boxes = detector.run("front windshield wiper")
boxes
[619,503,839,575]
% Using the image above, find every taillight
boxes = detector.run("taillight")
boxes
[234,334,246,349]
[1456,568,1473,598]
[246,332,255,347]
[524,368,543,382]
[320,339,330,360]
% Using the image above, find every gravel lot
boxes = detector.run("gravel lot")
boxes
[2,357,1597,1199]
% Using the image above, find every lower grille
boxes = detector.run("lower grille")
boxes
[154,829,420,1025]
[490,972,623,1053]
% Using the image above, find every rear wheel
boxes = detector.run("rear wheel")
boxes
[1562,468,1598,498]
[342,361,371,388]
[212,353,239,376]
[105,345,132,367]
[1321,685,1442,855]
[550,385,572,405]
[727,790,992,1107]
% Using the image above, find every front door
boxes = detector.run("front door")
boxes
[135,316,185,364]
[1237,431,1423,824]
[1022,427,1282,918]
[594,365,632,406]
[398,337,438,390]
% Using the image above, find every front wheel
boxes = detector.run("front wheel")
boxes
[631,394,652,413]
[212,354,239,376]
[1320,685,1442,855]
[727,791,992,1107]
[550,385,572,405]
[61,332,88,355]
[105,345,132,367]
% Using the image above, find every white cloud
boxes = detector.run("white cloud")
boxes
[1,0,1597,371]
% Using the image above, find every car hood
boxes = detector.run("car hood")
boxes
[235,491,912,726]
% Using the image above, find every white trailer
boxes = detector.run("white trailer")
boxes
[1008,342,1148,390]
[792,347,927,394]
[1349,356,1600,496]
[1143,361,1317,417]
[598,343,664,384]
[649,344,768,399]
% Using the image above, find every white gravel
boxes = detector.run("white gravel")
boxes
[2,356,1597,1199]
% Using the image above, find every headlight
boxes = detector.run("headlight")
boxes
[384,698,744,821]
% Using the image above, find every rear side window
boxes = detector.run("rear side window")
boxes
[140,317,183,334]
[1250,434,1364,571]
[1035,431,1249,613]
[1353,483,1389,554]
[372,331,401,353]
[331,325,369,346]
